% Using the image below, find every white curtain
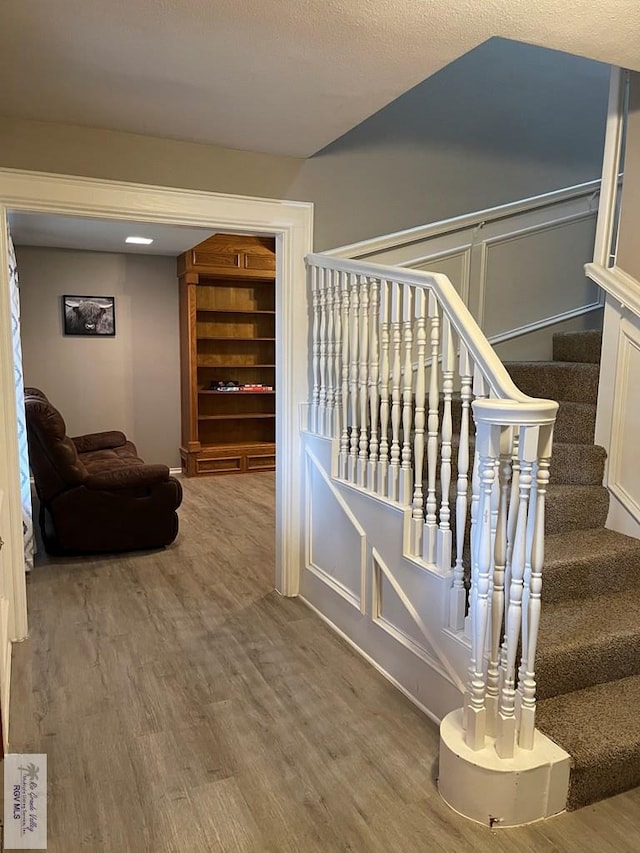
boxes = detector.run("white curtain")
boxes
[7,226,34,572]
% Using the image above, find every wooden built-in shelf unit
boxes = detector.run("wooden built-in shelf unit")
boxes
[178,233,276,476]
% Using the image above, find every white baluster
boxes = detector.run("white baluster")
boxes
[411,290,427,555]
[519,423,553,750]
[449,343,472,630]
[367,279,381,491]
[464,366,487,641]
[311,265,320,433]
[517,449,538,721]
[486,426,513,736]
[387,282,402,501]
[496,425,535,759]
[423,296,440,562]
[324,269,335,438]
[339,272,350,477]
[399,285,414,506]
[318,268,328,436]
[499,434,520,695]
[437,313,454,572]
[377,281,391,496]
[331,269,342,442]
[465,420,498,751]
[357,276,370,487]
[348,274,360,482]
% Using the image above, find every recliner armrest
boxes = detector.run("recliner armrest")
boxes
[84,464,170,491]
[72,431,128,453]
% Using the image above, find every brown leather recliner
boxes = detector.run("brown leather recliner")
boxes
[24,388,182,554]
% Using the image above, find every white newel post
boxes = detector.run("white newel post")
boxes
[367,279,380,491]
[388,281,402,502]
[377,281,391,496]
[399,285,414,506]
[411,289,427,555]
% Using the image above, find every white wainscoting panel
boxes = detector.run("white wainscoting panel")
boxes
[301,433,466,724]
[409,248,471,304]
[481,216,600,340]
[608,317,640,528]
[305,446,366,612]
[329,182,602,358]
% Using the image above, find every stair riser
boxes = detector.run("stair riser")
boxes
[549,443,605,486]
[543,551,640,603]
[544,488,609,535]
[567,758,640,811]
[553,330,603,365]
[506,362,600,404]
[553,403,596,445]
[537,634,640,701]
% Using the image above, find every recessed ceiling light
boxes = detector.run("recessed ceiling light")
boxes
[125,236,154,245]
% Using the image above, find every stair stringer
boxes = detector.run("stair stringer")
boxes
[302,430,571,827]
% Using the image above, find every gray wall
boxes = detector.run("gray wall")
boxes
[17,246,181,467]
[617,71,640,281]
[0,39,610,250]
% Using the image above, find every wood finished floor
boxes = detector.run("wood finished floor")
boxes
[9,472,640,852]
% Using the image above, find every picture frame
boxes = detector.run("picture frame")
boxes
[63,295,116,337]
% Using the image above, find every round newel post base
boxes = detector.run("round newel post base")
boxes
[438,709,571,827]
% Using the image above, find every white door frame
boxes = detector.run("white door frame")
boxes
[0,168,314,641]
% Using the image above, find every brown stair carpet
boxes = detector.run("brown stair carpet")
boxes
[505,329,640,811]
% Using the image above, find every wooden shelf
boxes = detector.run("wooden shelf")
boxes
[199,441,275,450]
[196,309,275,315]
[197,336,275,341]
[198,414,276,421]
[197,362,275,368]
[199,390,275,395]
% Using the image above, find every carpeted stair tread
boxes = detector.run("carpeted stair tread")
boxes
[553,330,603,365]
[536,674,640,810]
[505,361,600,404]
[544,484,609,535]
[553,402,596,445]
[440,437,605,486]
[543,528,640,602]
[537,590,640,699]
[549,442,605,485]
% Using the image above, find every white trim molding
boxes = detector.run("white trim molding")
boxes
[0,168,314,640]
[585,263,640,318]
[593,68,627,268]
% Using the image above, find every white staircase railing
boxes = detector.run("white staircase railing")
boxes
[306,253,558,758]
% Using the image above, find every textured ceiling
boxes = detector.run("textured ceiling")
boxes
[0,0,638,158]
